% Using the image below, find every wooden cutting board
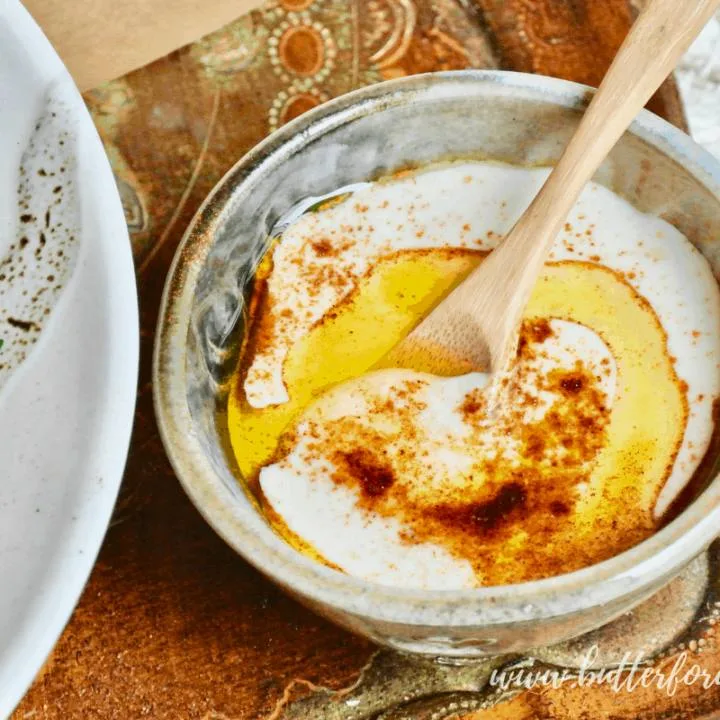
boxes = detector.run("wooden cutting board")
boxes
[16,1,718,719]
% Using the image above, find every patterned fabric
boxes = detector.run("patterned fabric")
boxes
[84,0,497,271]
[14,2,720,719]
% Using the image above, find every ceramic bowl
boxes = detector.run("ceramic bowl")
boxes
[154,71,720,657]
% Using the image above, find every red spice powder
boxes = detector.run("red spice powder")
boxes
[430,482,528,537]
[336,448,395,498]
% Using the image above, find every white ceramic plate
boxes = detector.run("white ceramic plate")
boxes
[0,1,138,714]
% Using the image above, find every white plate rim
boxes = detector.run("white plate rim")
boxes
[0,1,139,715]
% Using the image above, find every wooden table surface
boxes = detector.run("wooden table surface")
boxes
[13,1,720,718]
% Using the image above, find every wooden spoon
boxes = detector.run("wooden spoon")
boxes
[386,0,720,377]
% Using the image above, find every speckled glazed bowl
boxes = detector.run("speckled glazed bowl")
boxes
[154,71,720,657]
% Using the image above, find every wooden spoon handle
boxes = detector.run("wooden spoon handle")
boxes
[477,0,720,326]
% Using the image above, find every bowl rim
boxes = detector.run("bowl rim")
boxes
[154,69,720,628]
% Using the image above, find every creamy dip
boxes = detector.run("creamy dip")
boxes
[228,161,720,590]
